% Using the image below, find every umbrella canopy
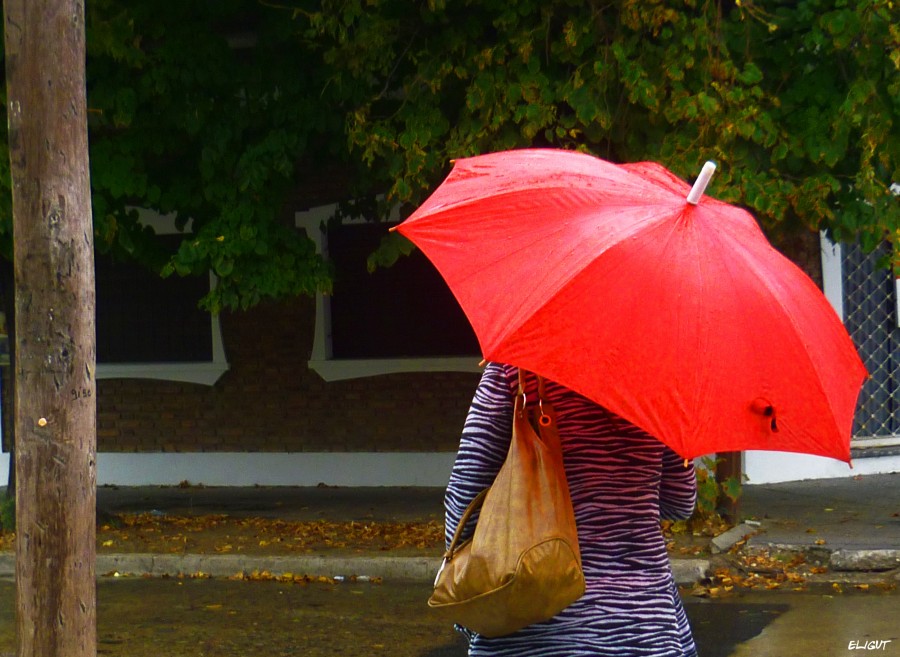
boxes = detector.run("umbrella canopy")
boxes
[395,148,868,462]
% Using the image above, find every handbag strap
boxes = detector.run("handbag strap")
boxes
[443,486,490,560]
[442,369,555,562]
[518,368,552,428]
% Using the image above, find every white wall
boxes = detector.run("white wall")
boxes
[0,451,457,488]
[0,449,896,488]
[743,450,900,484]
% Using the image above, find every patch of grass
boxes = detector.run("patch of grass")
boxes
[0,495,14,533]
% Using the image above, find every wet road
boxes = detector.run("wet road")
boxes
[0,579,895,656]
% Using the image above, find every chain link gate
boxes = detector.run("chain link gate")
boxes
[842,241,900,442]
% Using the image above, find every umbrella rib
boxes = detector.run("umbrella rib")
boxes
[707,219,852,445]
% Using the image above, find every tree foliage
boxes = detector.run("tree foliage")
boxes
[307,0,898,255]
[1,0,897,312]
[2,0,342,311]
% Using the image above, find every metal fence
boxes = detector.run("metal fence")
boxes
[842,241,899,440]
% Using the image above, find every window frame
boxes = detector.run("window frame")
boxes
[295,204,481,382]
[95,210,229,386]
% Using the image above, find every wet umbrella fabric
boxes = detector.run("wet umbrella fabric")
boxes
[395,149,867,462]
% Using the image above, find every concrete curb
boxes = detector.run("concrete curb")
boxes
[828,549,900,572]
[742,539,900,573]
[0,552,711,586]
[5,550,893,588]
[670,559,711,586]
[98,553,439,581]
[710,523,759,554]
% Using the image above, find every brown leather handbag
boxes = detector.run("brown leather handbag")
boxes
[428,371,585,637]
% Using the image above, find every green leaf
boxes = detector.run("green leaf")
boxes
[366,231,415,272]
[737,63,763,85]
[721,477,743,504]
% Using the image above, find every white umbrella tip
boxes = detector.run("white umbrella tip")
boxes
[686,161,717,205]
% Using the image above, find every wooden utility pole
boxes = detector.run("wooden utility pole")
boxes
[3,1,97,656]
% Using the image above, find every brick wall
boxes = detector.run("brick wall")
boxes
[772,227,824,289]
[96,295,481,453]
[88,228,827,454]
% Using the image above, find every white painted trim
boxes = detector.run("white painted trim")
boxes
[896,277,900,330]
[94,211,229,386]
[97,270,229,385]
[295,203,482,382]
[743,450,900,484]
[296,205,334,365]
[96,270,229,385]
[96,361,228,386]
[0,448,892,487]
[820,231,844,322]
[0,452,457,488]
[851,435,900,449]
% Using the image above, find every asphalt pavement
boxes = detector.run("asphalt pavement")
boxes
[2,473,897,587]
[3,580,898,657]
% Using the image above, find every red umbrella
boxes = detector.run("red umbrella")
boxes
[395,149,868,462]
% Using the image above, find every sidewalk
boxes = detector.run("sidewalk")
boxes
[738,472,900,575]
[96,485,448,583]
[1,473,898,588]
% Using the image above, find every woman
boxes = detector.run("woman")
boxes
[445,362,698,656]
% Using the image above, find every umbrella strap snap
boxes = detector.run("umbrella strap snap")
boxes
[751,398,779,432]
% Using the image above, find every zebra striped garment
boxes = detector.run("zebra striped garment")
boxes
[444,363,698,657]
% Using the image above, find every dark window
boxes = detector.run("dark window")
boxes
[95,236,212,363]
[328,222,479,359]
